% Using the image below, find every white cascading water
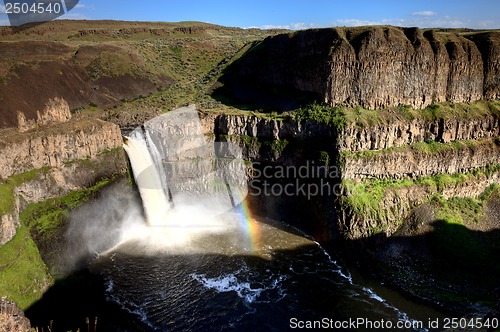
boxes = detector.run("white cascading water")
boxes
[118,105,320,257]
[122,104,247,225]
[122,132,170,227]
[116,105,256,252]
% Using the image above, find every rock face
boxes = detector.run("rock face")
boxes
[0,214,19,246]
[339,113,499,152]
[0,298,31,331]
[202,112,334,140]
[198,107,500,240]
[218,27,499,110]
[0,118,123,180]
[338,171,500,239]
[17,97,72,132]
[0,149,127,246]
[0,114,126,245]
[343,139,500,180]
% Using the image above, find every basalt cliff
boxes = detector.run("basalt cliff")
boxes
[215,26,499,110]
[0,98,126,245]
[199,100,500,238]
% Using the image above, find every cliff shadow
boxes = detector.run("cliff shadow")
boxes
[24,244,354,332]
[24,267,150,332]
[210,42,318,112]
[339,219,500,317]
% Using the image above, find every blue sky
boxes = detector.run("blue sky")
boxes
[1,0,499,29]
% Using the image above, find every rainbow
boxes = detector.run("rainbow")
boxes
[234,192,260,253]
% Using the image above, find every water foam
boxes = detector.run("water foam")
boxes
[190,266,288,304]
[360,287,428,331]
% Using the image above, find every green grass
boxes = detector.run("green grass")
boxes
[318,151,330,166]
[21,177,115,243]
[342,137,498,161]
[341,164,500,232]
[429,185,500,268]
[343,105,384,127]
[0,176,118,310]
[0,225,51,310]
[433,183,500,225]
[342,177,414,222]
[264,139,289,156]
[0,168,49,215]
[347,100,498,127]
[238,135,261,151]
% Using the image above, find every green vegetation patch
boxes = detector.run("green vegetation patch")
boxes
[341,164,500,233]
[433,183,499,225]
[227,134,261,152]
[294,102,346,129]
[21,177,115,243]
[87,50,144,79]
[263,139,289,157]
[0,225,51,310]
[338,100,499,129]
[342,177,414,223]
[429,184,500,269]
[0,168,49,216]
[0,176,117,310]
[283,100,499,137]
[342,137,498,161]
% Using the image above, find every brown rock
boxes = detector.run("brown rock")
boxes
[221,27,499,110]
[0,298,30,332]
[17,97,71,132]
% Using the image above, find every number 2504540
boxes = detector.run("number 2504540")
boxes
[5,2,63,15]
[443,317,499,330]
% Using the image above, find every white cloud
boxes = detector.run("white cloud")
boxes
[411,11,437,17]
[258,22,319,30]
[259,24,291,30]
[290,22,318,30]
[57,12,89,20]
[335,19,381,27]
[332,15,499,30]
[255,15,498,31]
[0,5,6,14]
[74,4,86,9]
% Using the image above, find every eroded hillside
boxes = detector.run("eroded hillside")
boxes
[0,20,282,128]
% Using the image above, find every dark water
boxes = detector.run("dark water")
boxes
[26,182,450,331]
[88,218,446,332]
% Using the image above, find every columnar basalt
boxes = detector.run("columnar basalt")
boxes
[199,105,500,240]
[219,27,499,110]
[0,112,126,245]
[0,119,123,180]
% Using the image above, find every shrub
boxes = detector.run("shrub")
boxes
[295,102,346,129]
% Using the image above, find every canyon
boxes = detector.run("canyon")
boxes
[0,21,498,326]
[198,102,500,239]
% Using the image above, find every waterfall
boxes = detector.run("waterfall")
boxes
[123,131,170,226]
[122,105,248,227]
